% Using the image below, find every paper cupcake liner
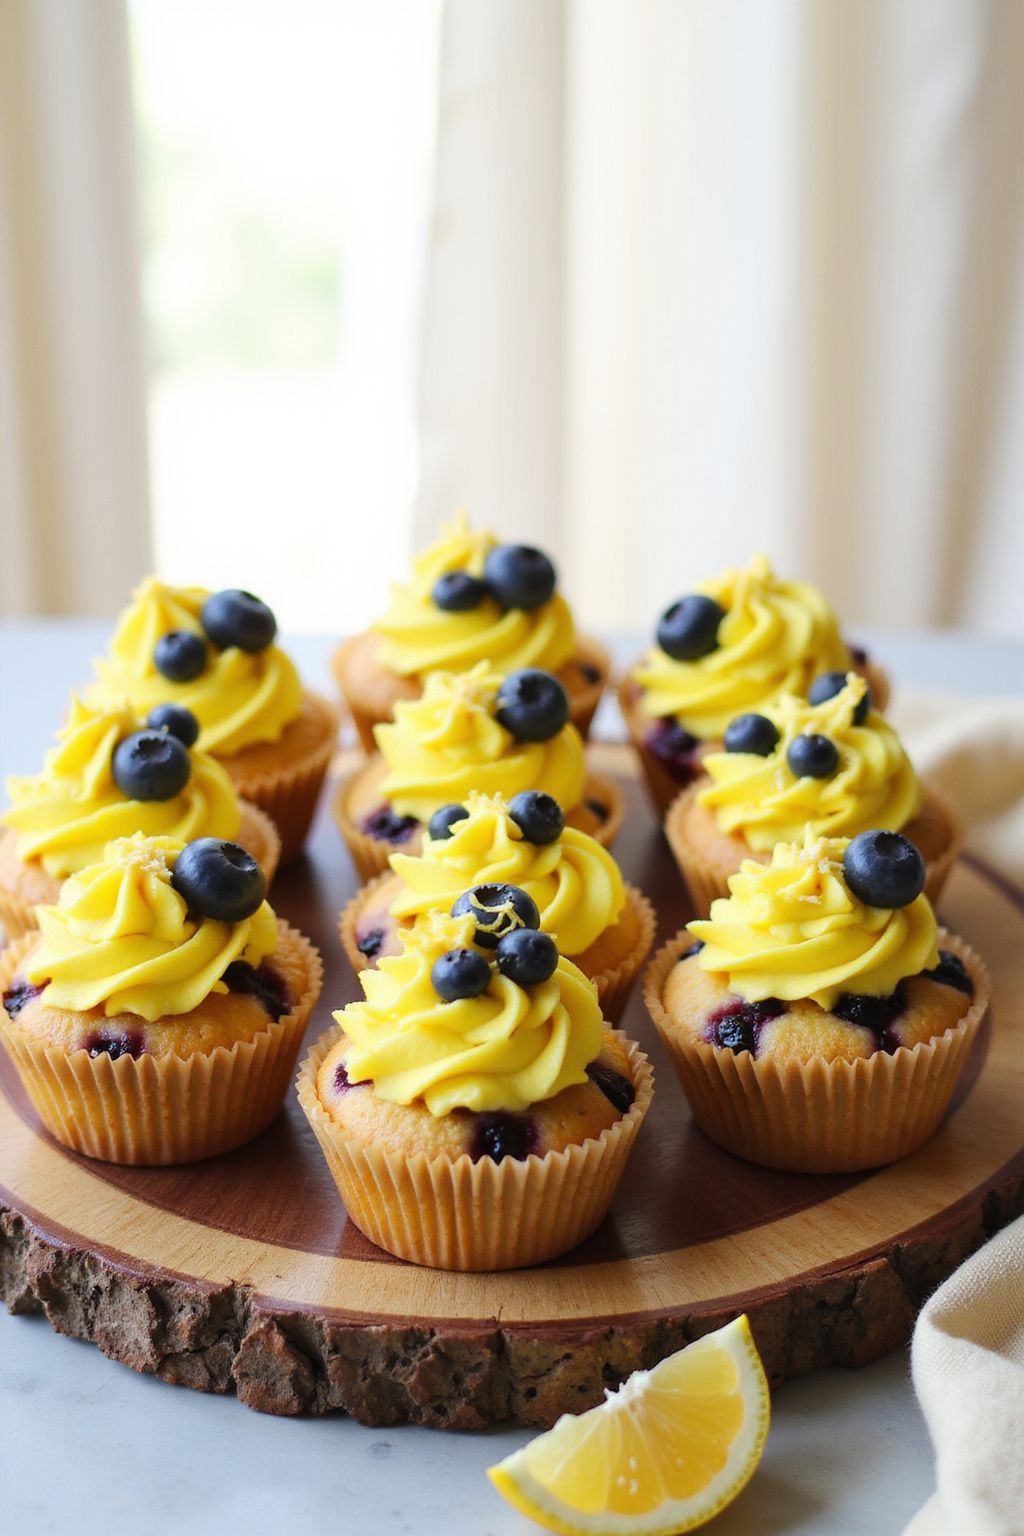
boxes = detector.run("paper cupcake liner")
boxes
[297,1026,653,1270]
[615,670,707,816]
[0,924,323,1165]
[643,927,989,1173]
[0,885,35,944]
[338,870,398,974]
[222,691,338,865]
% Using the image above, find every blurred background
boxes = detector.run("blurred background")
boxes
[1,0,1022,637]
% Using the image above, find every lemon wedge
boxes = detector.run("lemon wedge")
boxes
[488,1316,769,1535]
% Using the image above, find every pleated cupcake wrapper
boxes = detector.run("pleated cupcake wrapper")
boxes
[642,927,989,1173]
[296,1028,654,1270]
[0,924,323,1166]
[224,691,338,865]
[0,885,35,943]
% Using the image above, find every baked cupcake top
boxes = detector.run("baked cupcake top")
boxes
[696,674,921,850]
[371,514,576,679]
[388,790,625,954]
[22,833,276,1021]
[374,662,585,821]
[3,697,240,879]
[634,554,851,737]
[88,578,302,756]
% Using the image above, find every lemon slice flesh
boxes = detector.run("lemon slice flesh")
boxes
[488,1316,769,1535]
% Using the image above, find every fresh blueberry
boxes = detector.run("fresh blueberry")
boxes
[431,948,493,1002]
[843,830,926,909]
[431,571,487,612]
[723,713,780,756]
[656,595,725,662]
[507,790,564,844]
[469,1111,538,1163]
[171,838,266,923]
[495,668,569,742]
[808,670,871,725]
[112,729,192,801]
[146,703,200,747]
[786,733,839,779]
[427,803,469,841]
[201,589,277,653]
[451,883,540,947]
[360,805,419,844]
[483,544,557,611]
[495,928,558,988]
[586,1061,636,1113]
[923,950,974,997]
[154,630,207,683]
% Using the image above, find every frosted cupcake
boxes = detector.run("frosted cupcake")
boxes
[644,830,987,1172]
[334,662,623,880]
[0,833,321,1164]
[332,515,610,749]
[298,900,652,1269]
[87,578,337,860]
[619,554,889,812]
[0,697,280,939]
[666,674,959,915]
[340,790,654,1021]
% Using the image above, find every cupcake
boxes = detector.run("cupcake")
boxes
[340,790,654,1021]
[87,578,337,861]
[334,662,623,880]
[666,673,959,915]
[0,833,322,1164]
[619,554,890,812]
[0,697,280,940]
[298,897,653,1270]
[644,829,988,1172]
[332,515,610,749]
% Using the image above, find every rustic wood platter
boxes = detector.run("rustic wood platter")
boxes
[2,743,1023,1430]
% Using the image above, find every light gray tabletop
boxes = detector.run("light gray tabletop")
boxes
[1,622,1021,1536]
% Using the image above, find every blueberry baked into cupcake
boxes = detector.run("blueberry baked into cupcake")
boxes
[334,662,623,880]
[619,554,890,813]
[665,673,959,915]
[298,896,652,1269]
[644,829,987,1172]
[332,515,610,749]
[87,578,337,860]
[0,833,321,1163]
[340,790,654,1021]
[0,697,280,939]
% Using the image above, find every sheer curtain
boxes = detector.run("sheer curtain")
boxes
[416,0,1024,636]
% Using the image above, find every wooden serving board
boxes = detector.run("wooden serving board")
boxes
[2,744,1023,1430]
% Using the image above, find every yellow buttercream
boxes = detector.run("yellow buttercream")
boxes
[634,554,851,736]
[388,791,625,955]
[336,909,604,1116]
[375,663,586,821]
[25,834,278,1022]
[3,697,241,878]
[372,514,576,678]
[689,832,939,1009]
[698,676,921,850]
[87,577,303,756]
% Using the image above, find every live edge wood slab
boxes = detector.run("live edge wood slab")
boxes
[2,745,1023,1430]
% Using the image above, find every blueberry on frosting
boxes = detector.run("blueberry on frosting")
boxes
[112,729,192,801]
[809,670,871,725]
[483,544,556,611]
[495,668,569,742]
[786,733,839,779]
[171,837,266,923]
[656,594,725,662]
[507,790,564,844]
[431,571,487,612]
[147,703,200,747]
[154,629,207,683]
[451,882,540,947]
[427,802,470,841]
[495,928,558,987]
[201,589,277,653]
[723,713,779,756]
[843,829,925,909]
[431,947,492,1002]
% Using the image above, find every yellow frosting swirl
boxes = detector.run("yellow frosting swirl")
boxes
[634,554,851,736]
[688,833,939,1008]
[336,909,604,1116]
[388,791,625,954]
[375,663,586,821]
[3,697,241,878]
[87,577,303,756]
[372,514,576,678]
[698,676,921,850]
[25,834,279,1021]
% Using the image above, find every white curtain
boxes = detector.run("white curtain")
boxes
[0,0,151,617]
[417,0,1024,637]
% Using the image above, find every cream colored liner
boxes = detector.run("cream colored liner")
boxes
[223,691,338,864]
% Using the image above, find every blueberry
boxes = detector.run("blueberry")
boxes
[508,790,564,844]
[201,589,277,653]
[360,805,419,844]
[86,1031,142,1061]
[451,883,540,947]
[171,838,267,923]
[469,1111,537,1163]
[833,991,903,1036]
[154,630,207,683]
[495,928,558,987]
[146,703,200,747]
[427,803,469,841]
[809,670,871,725]
[645,719,701,782]
[222,960,289,1020]
[431,948,493,1002]
[704,998,784,1054]
[112,730,191,801]
[786,733,839,779]
[924,950,974,997]
[656,595,725,662]
[2,979,45,1018]
[586,1061,636,1113]
[431,571,487,612]
[843,830,926,909]
[356,928,385,959]
[495,668,569,742]
[483,544,556,611]
[723,713,779,756]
